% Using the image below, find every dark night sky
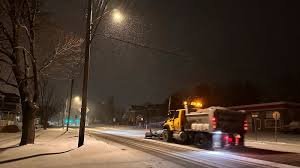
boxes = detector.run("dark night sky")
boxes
[44,0,300,107]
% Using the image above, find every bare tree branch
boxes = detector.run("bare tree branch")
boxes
[0,22,14,49]
[39,33,84,75]
[0,48,11,57]
[91,0,110,40]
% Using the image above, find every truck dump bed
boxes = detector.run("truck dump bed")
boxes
[185,107,246,134]
[214,108,246,134]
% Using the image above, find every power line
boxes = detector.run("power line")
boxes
[98,34,193,62]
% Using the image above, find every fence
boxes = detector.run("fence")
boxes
[0,120,16,127]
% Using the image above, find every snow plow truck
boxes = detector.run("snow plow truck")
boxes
[159,106,248,148]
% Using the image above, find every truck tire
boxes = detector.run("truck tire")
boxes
[162,129,173,142]
[238,134,245,146]
[194,133,212,149]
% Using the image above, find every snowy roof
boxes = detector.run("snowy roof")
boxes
[228,101,300,111]
[187,106,243,116]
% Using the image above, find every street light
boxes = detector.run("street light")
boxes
[112,9,124,23]
[79,3,125,148]
[74,96,81,103]
[73,96,82,111]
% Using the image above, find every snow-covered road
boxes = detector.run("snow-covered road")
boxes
[89,126,300,168]
[1,127,299,168]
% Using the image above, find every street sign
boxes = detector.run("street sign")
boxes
[272,111,280,120]
[272,111,280,142]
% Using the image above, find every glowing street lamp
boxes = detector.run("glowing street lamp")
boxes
[79,5,126,147]
[112,9,124,23]
[73,96,81,103]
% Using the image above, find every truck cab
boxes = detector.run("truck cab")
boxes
[163,109,185,132]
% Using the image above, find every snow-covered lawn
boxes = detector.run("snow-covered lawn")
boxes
[246,132,300,145]
[245,132,300,153]
[0,129,183,168]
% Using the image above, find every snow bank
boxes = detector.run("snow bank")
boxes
[0,128,183,168]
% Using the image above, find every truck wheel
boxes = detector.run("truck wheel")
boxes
[194,133,212,149]
[162,129,173,142]
[238,134,245,146]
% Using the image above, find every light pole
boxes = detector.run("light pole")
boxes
[78,0,92,147]
[77,1,125,147]
[79,2,181,146]
[66,79,74,131]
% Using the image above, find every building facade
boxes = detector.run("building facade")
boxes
[229,102,300,132]
[125,104,166,125]
[0,56,21,128]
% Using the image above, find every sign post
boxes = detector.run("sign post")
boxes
[252,113,259,141]
[112,117,116,127]
[272,111,280,142]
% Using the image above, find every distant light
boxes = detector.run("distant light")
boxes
[183,101,188,105]
[191,101,203,108]
[74,96,81,102]
[196,102,203,107]
[64,119,74,124]
[112,9,124,23]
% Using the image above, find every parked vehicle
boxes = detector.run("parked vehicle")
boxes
[281,121,300,134]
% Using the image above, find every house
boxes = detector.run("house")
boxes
[229,101,300,132]
[91,97,114,124]
[125,104,166,125]
[0,55,21,128]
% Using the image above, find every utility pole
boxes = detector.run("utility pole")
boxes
[168,96,172,115]
[78,0,92,147]
[66,79,74,131]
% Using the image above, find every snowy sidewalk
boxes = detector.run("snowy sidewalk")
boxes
[0,128,182,168]
[245,132,300,153]
[246,132,300,145]
[245,140,300,154]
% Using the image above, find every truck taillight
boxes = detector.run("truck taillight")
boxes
[235,136,240,145]
[244,120,248,131]
[212,117,216,129]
